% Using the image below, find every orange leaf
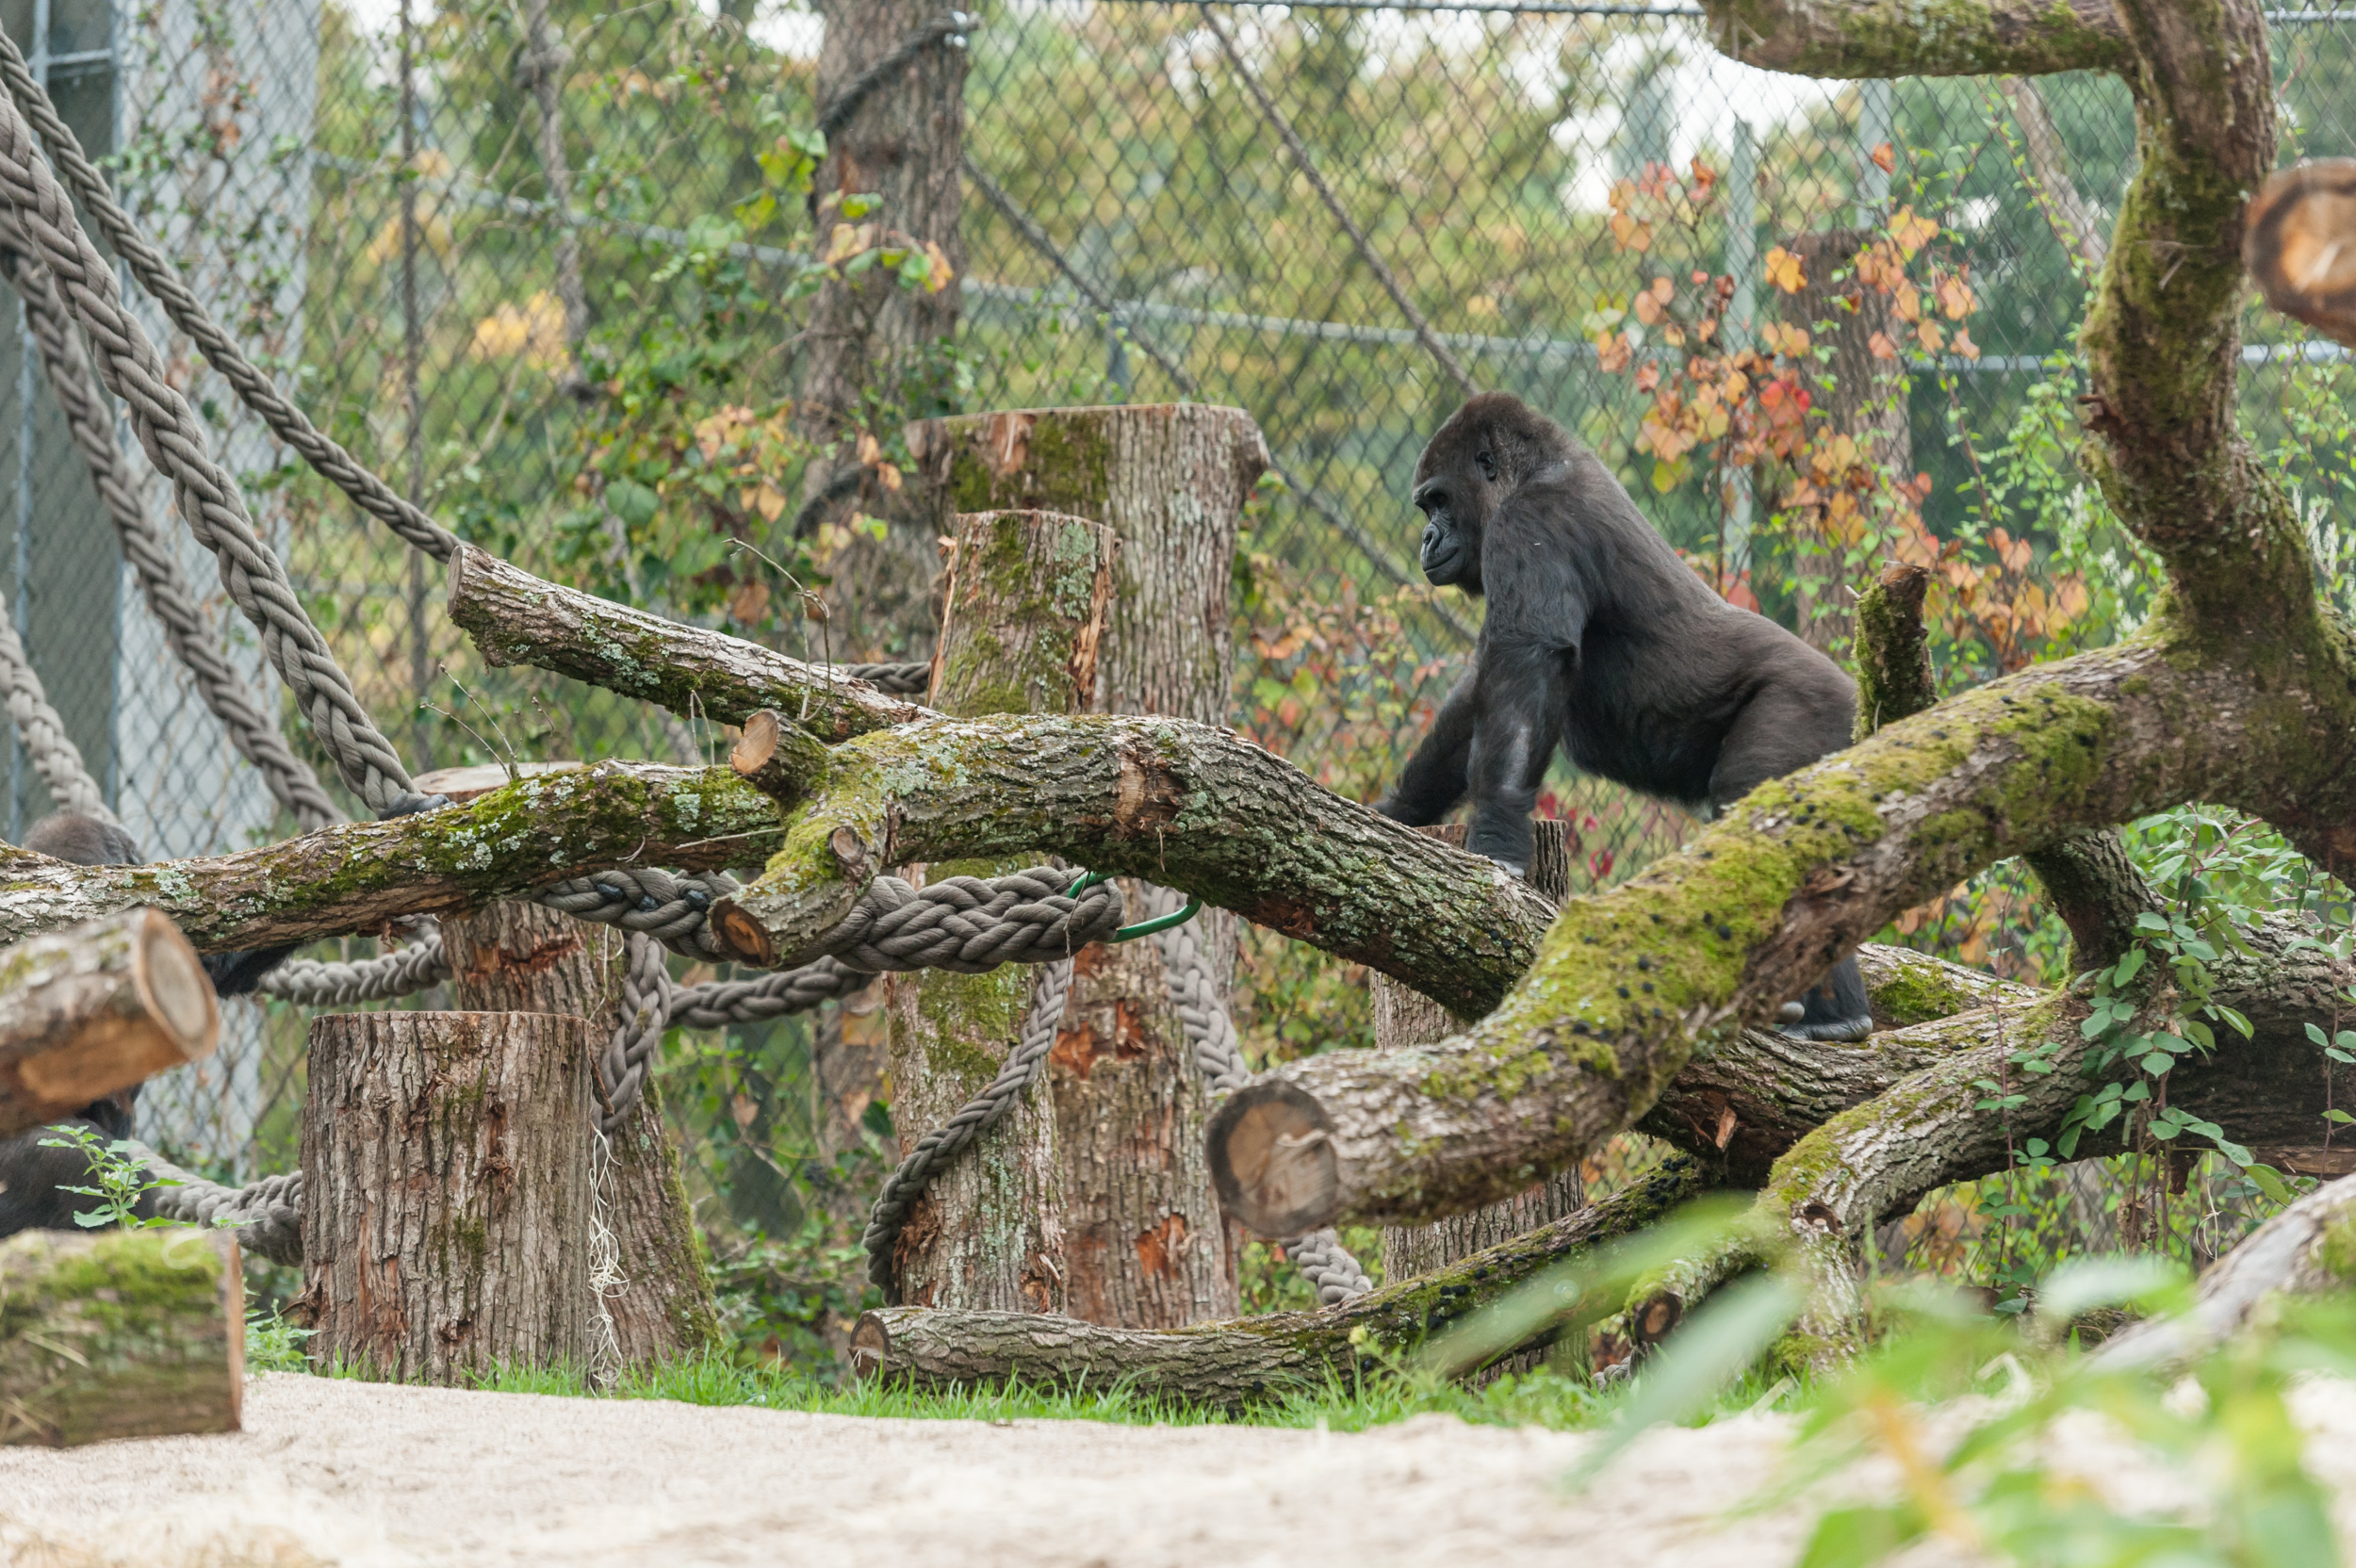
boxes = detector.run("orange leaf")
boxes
[1916,320,1947,354]
[1763,246,1807,294]
[1937,273,1976,321]
[1868,331,1900,362]
[1889,205,1939,259]
[1635,361,1661,393]
[1952,328,1981,360]
[1871,140,1896,175]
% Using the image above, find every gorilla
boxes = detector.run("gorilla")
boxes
[1378,392,1873,1043]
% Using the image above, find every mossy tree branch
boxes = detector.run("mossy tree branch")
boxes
[1697,0,2127,80]
[0,762,795,953]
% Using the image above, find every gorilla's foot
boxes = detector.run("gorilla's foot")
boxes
[1777,1001,1805,1023]
[1777,1014,1874,1043]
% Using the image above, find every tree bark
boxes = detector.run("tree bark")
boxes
[296,1011,592,1383]
[849,1157,1706,1405]
[449,544,930,742]
[885,510,1115,1312]
[0,909,218,1135]
[1779,228,1911,655]
[439,897,720,1368]
[1377,823,1584,1336]
[0,1229,241,1446]
[914,405,1268,1329]
[1697,0,2127,78]
[795,0,969,660]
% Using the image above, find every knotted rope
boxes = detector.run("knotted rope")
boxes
[0,76,431,816]
[833,662,932,696]
[0,28,457,563]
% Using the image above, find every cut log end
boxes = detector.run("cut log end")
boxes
[3,909,221,1135]
[849,1311,892,1380]
[1206,1082,1341,1236]
[137,912,217,1051]
[2244,158,2356,349]
[708,900,776,968]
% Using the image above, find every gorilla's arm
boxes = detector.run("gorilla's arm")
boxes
[1377,676,1478,826]
[1462,638,1567,875]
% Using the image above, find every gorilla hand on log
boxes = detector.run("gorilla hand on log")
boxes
[1376,393,1873,1044]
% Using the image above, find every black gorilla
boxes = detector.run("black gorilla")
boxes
[2,812,167,1238]
[1379,392,1873,1043]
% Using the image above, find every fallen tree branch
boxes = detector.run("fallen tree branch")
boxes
[0,910,218,1136]
[848,1158,1707,1405]
[709,711,1560,1018]
[448,545,933,741]
[2093,1169,2356,1372]
[0,762,793,952]
[1698,0,2126,80]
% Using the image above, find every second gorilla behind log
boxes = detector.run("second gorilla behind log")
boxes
[1378,392,1873,1042]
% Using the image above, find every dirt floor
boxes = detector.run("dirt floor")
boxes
[0,1373,1808,1567]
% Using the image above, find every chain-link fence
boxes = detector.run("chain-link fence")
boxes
[0,1,2348,1232]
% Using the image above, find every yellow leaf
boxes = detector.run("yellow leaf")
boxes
[1889,205,1939,259]
[857,431,883,466]
[1916,320,1947,354]
[1937,273,1976,321]
[877,463,903,493]
[1763,246,1807,294]
[924,239,956,293]
[753,482,788,522]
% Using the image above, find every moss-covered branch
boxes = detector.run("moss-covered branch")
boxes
[0,762,791,952]
[1205,629,2356,1233]
[849,1158,1706,1404]
[447,544,933,741]
[711,711,1561,1019]
[1698,0,2126,80]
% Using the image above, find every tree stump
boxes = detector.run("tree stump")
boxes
[439,897,720,1367]
[913,404,1268,1327]
[1376,821,1583,1376]
[297,1011,592,1382]
[885,509,1116,1312]
[0,1228,242,1446]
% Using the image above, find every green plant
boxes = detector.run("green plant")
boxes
[245,1302,319,1374]
[34,1124,185,1230]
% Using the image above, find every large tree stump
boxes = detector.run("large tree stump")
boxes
[913,404,1268,1328]
[885,509,1116,1311]
[1377,821,1584,1358]
[2244,158,2356,350]
[297,1011,592,1382]
[0,1228,242,1446]
[439,898,720,1367]
[0,908,218,1136]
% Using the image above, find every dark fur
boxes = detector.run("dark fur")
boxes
[2,813,166,1238]
[1379,393,1873,1042]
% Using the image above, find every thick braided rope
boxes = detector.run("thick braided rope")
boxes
[122,1139,302,1266]
[0,216,341,831]
[0,28,456,562]
[833,662,932,696]
[862,956,1072,1298]
[259,931,450,1006]
[1146,886,1371,1305]
[541,866,742,961]
[0,88,425,815]
[0,588,110,823]
[668,956,871,1029]
[595,932,672,1135]
[816,14,973,140]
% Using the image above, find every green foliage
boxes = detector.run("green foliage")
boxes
[33,1124,184,1231]
[245,1302,319,1374]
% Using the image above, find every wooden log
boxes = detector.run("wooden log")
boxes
[1377,823,1584,1349]
[0,1228,242,1446]
[884,510,1116,1312]
[295,1010,592,1383]
[2244,158,2356,350]
[917,406,1268,1330]
[438,898,722,1369]
[849,1157,1706,1405]
[0,908,218,1136]
[728,709,833,803]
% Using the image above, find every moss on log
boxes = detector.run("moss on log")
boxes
[850,1158,1706,1404]
[1698,0,2126,80]
[0,1229,242,1446]
[0,761,787,954]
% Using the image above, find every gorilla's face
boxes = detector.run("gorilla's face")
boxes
[1412,392,1579,596]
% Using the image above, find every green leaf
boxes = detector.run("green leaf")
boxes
[2140,1052,2175,1076]
[1799,1505,1925,1568]
[2326,1109,2356,1125]
[2310,1022,2331,1046]
[839,191,880,219]
[2112,947,2148,984]
[2248,1164,2296,1203]
[2136,911,2171,931]
[1568,1272,1804,1486]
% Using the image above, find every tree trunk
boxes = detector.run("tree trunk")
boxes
[913,404,1268,1328]
[848,1157,1704,1406]
[0,1229,242,1446]
[296,1011,592,1383]
[0,909,218,1136]
[1778,227,1911,653]
[439,897,719,1368]
[885,510,1115,1311]
[1377,823,1584,1333]
[798,0,970,660]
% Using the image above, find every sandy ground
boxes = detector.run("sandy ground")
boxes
[0,1373,1808,1568]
